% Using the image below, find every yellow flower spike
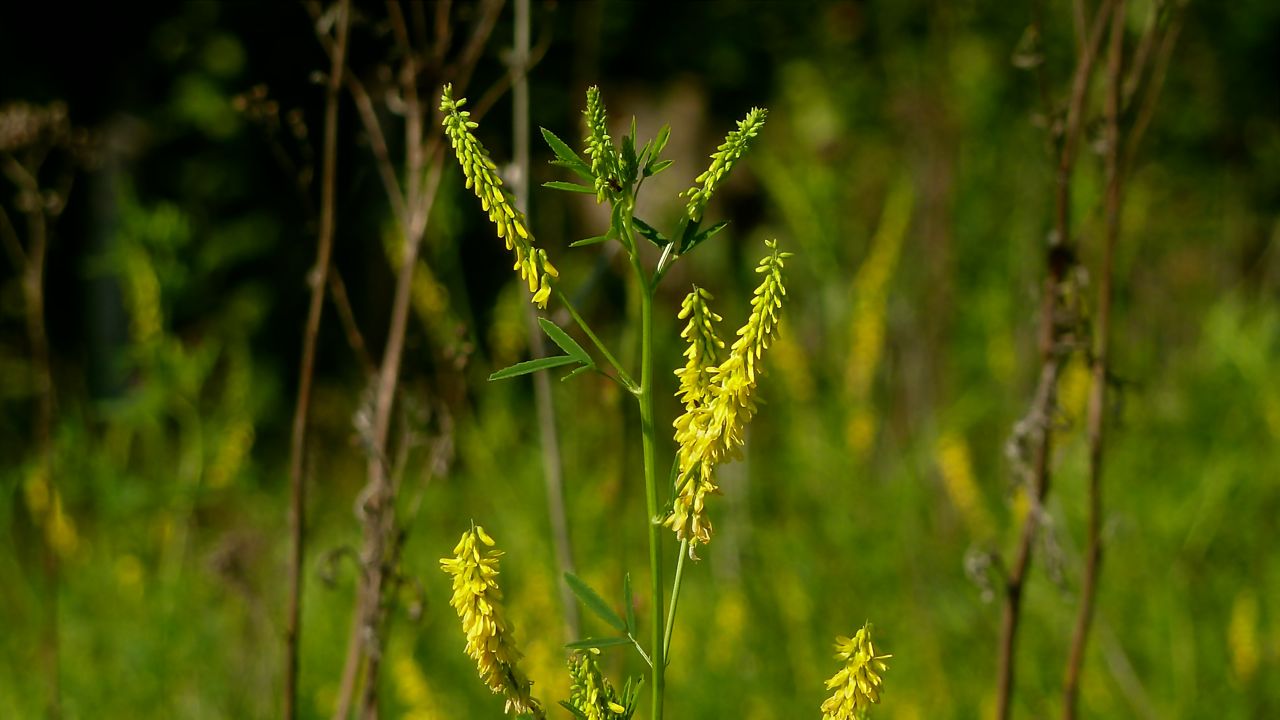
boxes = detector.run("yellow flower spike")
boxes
[441,84,557,309]
[439,526,544,717]
[666,240,791,554]
[683,107,768,221]
[566,650,636,720]
[820,623,891,720]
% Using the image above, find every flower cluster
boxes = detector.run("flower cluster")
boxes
[583,86,620,204]
[566,649,636,720]
[820,623,891,720]
[439,526,542,717]
[683,107,768,221]
[441,85,558,308]
[666,240,790,552]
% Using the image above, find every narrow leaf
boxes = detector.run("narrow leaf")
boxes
[565,572,626,632]
[489,355,578,381]
[633,217,670,247]
[623,572,636,635]
[538,318,591,365]
[644,159,674,178]
[541,127,592,178]
[561,365,593,382]
[558,702,591,720]
[652,123,671,158]
[550,158,595,183]
[543,180,596,195]
[570,234,611,248]
[682,220,730,254]
[565,636,632,650]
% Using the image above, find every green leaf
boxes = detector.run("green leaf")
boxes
[543,180,596,195]
[558,702,591,720]
[652,124,671,158]
[644,159,674,178]
[541,127,593,180]
[565,636,632,650]
[565,572,626,632]
[632,217,670,247]
[538,318,591,365]
[570,234,611,248]
[610,202,627,247]
[620,118,639,185]
[623,572,636,635]
[681,220,729,255]
[561,365,593,382]
[489,355,578,381]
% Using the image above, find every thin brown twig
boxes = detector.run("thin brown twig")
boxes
[306,1,409,229]
[285,1,349,717]
[5,148,60,718]
[996,2,1116,718]
[1124,2,1185,175]
[1062,2,1132,715]
[327,270,377,378]
[0,203,27,268]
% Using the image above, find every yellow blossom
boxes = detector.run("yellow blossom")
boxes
[441,85,558,309]
[439,526,543,717]
[566,649,637,720]
[666,239,790,553]
[820,623,890,720]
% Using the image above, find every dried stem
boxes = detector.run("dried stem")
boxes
[285,1,349,717]
[308,2,506,715]
[4,149,60,719]
[327,269,377,378]
[996,2,1115,717]
[1061,3,1125,716]
[510,0,582,642]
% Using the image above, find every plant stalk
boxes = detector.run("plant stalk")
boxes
[636,259,665,720]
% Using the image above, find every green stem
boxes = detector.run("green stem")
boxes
[557,287,638,393]
[632,219,665,720]
[662,539,689,660]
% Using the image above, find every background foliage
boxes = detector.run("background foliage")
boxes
[1,1,1276,718]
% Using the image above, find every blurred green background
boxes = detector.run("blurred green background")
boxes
[1,1,1276,718]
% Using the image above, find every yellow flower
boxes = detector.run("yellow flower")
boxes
[441,85,558,309]
[684,107,768,220]
[666,240,790,553]
[583,86,620,204]
[566,649,637,720]
[439,526,543,717]
[820,623,890,720]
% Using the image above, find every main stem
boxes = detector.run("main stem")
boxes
[637,264,665,720]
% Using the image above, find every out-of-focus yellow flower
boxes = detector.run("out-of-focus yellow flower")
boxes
[439,526,543,717]
[667,240,790,553]
[1229,590,1260,683]
[820,623,890,720]
[441,85,557,309]
[935,431,994,539]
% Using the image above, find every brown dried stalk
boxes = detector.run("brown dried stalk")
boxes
[996,1,1116,717]
[1061,2,1125,715]
[304,1,507,716]
[284,0,350,717]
